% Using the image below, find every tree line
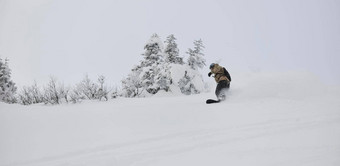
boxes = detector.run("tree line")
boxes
[0,34,206,105]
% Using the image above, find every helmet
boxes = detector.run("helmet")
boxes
[209,63,215,69]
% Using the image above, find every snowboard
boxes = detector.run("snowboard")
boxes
[206,99,220,104]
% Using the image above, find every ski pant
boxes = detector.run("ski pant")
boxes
[215,80,230,100]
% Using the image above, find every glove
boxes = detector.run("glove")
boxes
[208,72,212,77]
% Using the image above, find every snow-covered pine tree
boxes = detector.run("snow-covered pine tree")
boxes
[141,33,164,67]
[122,33,174,96]
[140,34,165,94]
[155,62,172,92]
[187,39,206,70]
[177,39,206,95]
[141,65,158,94]
[0,58,17,103]
[178,71,199,95]
[121,66,144,97]
[164,34,183,64]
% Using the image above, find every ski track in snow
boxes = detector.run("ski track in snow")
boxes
[4,116,340,166]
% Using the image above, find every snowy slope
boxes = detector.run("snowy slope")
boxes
[1,72,340,166]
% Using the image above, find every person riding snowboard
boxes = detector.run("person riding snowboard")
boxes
[208,63,231,101]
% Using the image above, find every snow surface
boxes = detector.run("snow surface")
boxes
[1,72,340,166]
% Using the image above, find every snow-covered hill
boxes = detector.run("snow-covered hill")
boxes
[1,72,340,166]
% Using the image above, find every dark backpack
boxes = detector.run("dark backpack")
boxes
[223,67,231,82]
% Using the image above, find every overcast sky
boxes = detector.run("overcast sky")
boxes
[0,0,339,87]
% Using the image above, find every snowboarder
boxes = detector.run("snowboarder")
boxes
[208,63,231,102]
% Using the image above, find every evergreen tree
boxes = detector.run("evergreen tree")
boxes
[164,34,183,64]
[177,39,206,95]
[178,70,200,95]
[140,34,165,94]
[187,39,206,70]
[142,65,159,94]
[122,34,168,96]
[0,58,17,103]
[121,66,144,97]
[155,63,172,92]
[141,33,164,67]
